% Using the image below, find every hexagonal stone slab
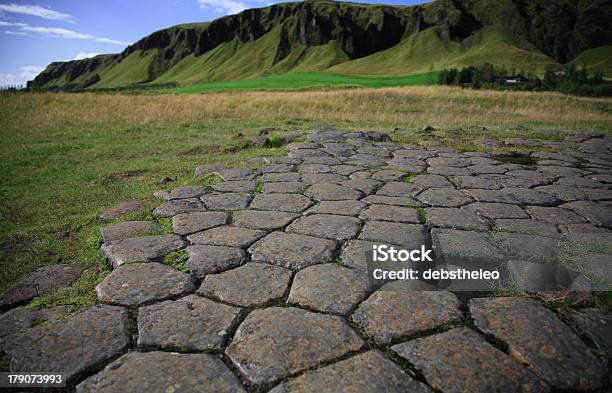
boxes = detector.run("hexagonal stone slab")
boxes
[286,214,361,241]
[152,198,205,217]
[226,307,364,384]
[392,327,548,393]
[185,245,244,278]
[376,181,421,197]
[561,201,612,228]
[568,308,612,359]
[260,172,300,182]
[269,351,431,393]
[340,239,381,272]
[340,178,381,195]
[425,208,489,231]
[248,232,337,270]
[187,226,265,248]
[214,168,258,181]
[410,174,452,188]
[359,221,428,248]
[0,306,68,339]
[250,193,313,213]
[96,263,195,307]
[417,188,473,207]
[98,200,144,220]
[503,187,560,206]
[494,219,560,237]
[507,259,592,293]
[77,352,245,393]
[231,210,298,231]
[525,206,586,224]
[301,173,349,184]
[201,192,252,210]
[172,211,227,236]
[0,264,83,309]
[156,185,206,200]
[198,263,292,307]
[359,205,420,223]
[494,232,560,262]
[212,180,257,193]
[305,183,363,201]
[352,282,462,344]
[137,295,242,351]
[288,264,371,315]
[362,194,422,206]
[463,202,528,219]
[306,200,366,216]
[262,181,306,193]
[431,229,504,266]
[1,305,128,383]
[100,234,186,268]
[470,297,604,391]
[100,221,159,243]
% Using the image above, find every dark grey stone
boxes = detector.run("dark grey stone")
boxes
[186,245,245,278]
[305,183,363,201]
[231,210,298,230]
[417,188,473,207]
[201,192,252,210]
[137,295,242,351]
[212,180,257,193]
[1,305,129,383]
[248,232,337,270]
[101,221,160,243]
[286,214,361,241]
[96,263,195,307]
[431,229,504,266]
[306,200,366,216]
[359,221,428,248]
[359,204,420,223]
[152,198,205,217]
[463,202,528,219]
[100,234,186,268]
[425,208,489,231]
[187,226,265,248]
[198,263,292,307]
[250,193,313,213]
[98,200,145,220]
[226,307,363,384]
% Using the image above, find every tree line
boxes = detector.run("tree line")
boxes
[437,64,611,96]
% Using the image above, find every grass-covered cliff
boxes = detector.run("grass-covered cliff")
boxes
[29,0,612,90]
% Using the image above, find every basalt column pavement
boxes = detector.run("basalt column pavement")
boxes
[1,129,612,392]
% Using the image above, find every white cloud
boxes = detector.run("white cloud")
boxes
[1,22,130,46]
[197,0,249,15]
[0,65,44,87]
[21,26,93,39]
[3,30,28,35]
[73,52,99,60]
[0,3,72,21]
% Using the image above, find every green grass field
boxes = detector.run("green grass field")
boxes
[176,71,436,93]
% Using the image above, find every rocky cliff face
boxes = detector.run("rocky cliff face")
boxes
[29,0,612,90]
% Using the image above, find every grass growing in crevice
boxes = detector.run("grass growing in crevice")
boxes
[334,257,352,269]
[404,205,427,224]
[264,135,286,148]
[0,352,9,372]
[163,250,189,273]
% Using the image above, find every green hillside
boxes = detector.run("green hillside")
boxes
[28,0,612,91]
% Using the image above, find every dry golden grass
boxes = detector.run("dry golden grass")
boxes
[2,86,611,133]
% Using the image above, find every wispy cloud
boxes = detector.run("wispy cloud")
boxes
[0,3,72,21]
[3,30,29,35]
[73,52,100,60]
[197,0,249,15]
[0,65,44,87]
[1,23,130,45]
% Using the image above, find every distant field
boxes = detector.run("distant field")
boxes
[175,72,436,93]
[1,86,610,308]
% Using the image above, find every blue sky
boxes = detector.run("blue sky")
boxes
[0,0,429,87]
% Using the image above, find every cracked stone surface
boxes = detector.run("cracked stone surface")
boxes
[172,211,228,236]
[470,297,604,391]
[1,305,129,383]
[286,213,361,241]
[0,264,83,308]
[288,264,371,315]
[100,234,186,268]
[250,193,313,212]
[96,262,195,306]
[100,220,160,243]
[137,295,242,351]
[185,245,245,278]
[11,129,612,390]
[226,307,364,384]
[269,351,432,393]
[249,231,337,269]
[231,210,299,230]
[392,327,549,393]
[187,226,265,248]
[352,281,462,345]
[77,351,245,393]
[198,263,292,307]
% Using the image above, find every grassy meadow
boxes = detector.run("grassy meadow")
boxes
[1,86,611,309]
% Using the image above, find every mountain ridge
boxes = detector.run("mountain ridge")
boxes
[29,0,612,90]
